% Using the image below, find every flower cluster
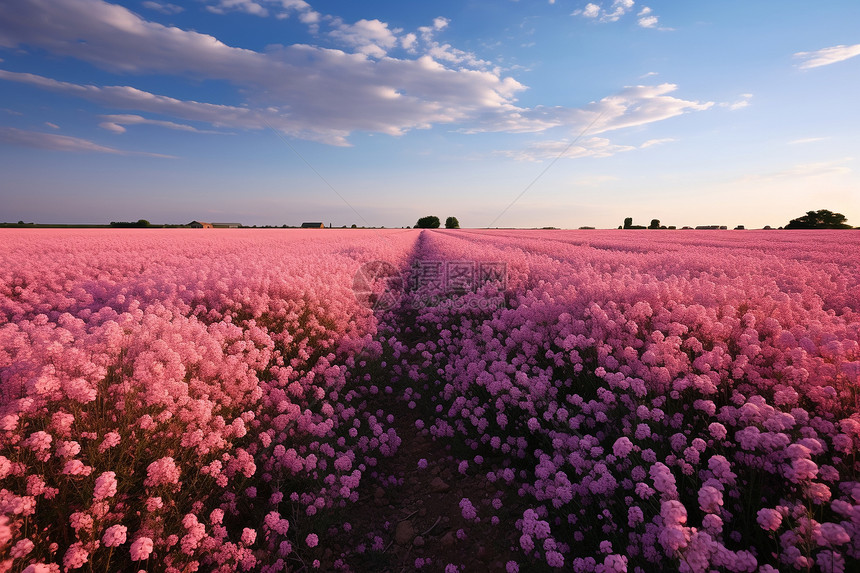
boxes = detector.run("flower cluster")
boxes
[2,227,858,572]
[0,229,415,571]
[377,229,860,571]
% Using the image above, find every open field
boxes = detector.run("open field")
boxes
[1,229,858,572]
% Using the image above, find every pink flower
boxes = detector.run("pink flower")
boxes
[459,498,477,520]
[306,533,319,547]
[241,527,256,545]
[603,554,628,572]
[697,485,723,514]
[10,538,34,558]
[787,458,818,483]
[819,522,850,546]
[145,497,163,511]
[130,536,154,560]
[144,457,180,487]
[103,524,128,547]
[545,550,564,567]
[56,440,81,458]
[69,511,94,531]
[649,462,677,497]
[612,437,633,458]
[24,431,53,452]
[99,431,121,453]
[93,471,118,500]
[62,460,92,476]
[63,542,89,569]
[756,508,782,531]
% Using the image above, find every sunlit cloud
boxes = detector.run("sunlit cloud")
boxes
[795,43,860,69]
[0,0,710,153]
[573,0,664,28]
[99,114,224,134]
[0,126,173,157]
[719,93,753,111]
[141,1,184,15]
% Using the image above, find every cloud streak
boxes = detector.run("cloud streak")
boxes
[795,43,860,69]
[99,114,224,134]
[0,126,173,157]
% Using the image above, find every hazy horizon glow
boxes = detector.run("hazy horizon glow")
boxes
[1,0,858,229]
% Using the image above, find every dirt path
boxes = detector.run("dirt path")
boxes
[324,392,523,572]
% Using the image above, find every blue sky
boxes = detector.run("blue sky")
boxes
[0,0,858,228]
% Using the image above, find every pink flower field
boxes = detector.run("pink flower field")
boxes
[1,228,858,573]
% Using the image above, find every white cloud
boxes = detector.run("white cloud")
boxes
[719,93,752,111]
[44,121,60,129]
[795,43,860,69]
[580,3,600,18]
[503,134,679,162]
[638,7,658,29]
[0,126,172,157]
[401,33,417,52]
[0,1,711,150]
[575,1,668,29]
[502,136,637,162]
[99,114,223,134]
[489,84,710,160]
[580,83,713,134]
[207,0,269,17]
[640,137,675,148]
[788,137,827,145]
[736,158,853,184]
[329,18,399,58]
[603,0,635,23]
[202,0,323,31]
[141,1,183,15]
[638,16,658,28]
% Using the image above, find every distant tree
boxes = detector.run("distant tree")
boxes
[415,215,441,229]
[649,219,661,229]
[445,216,460,229]
[623,217,633,229]
[351,224,357,228]
[110,219,150,228]
[785,209,852,229]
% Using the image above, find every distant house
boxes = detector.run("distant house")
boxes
[695,225,721,230]
[301,222,325,228]
[212,223,241,228]
[188,221,213,228]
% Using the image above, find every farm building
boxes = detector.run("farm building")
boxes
[212,223,241,228]
[301,222,325,228]
[188,221,214,228]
